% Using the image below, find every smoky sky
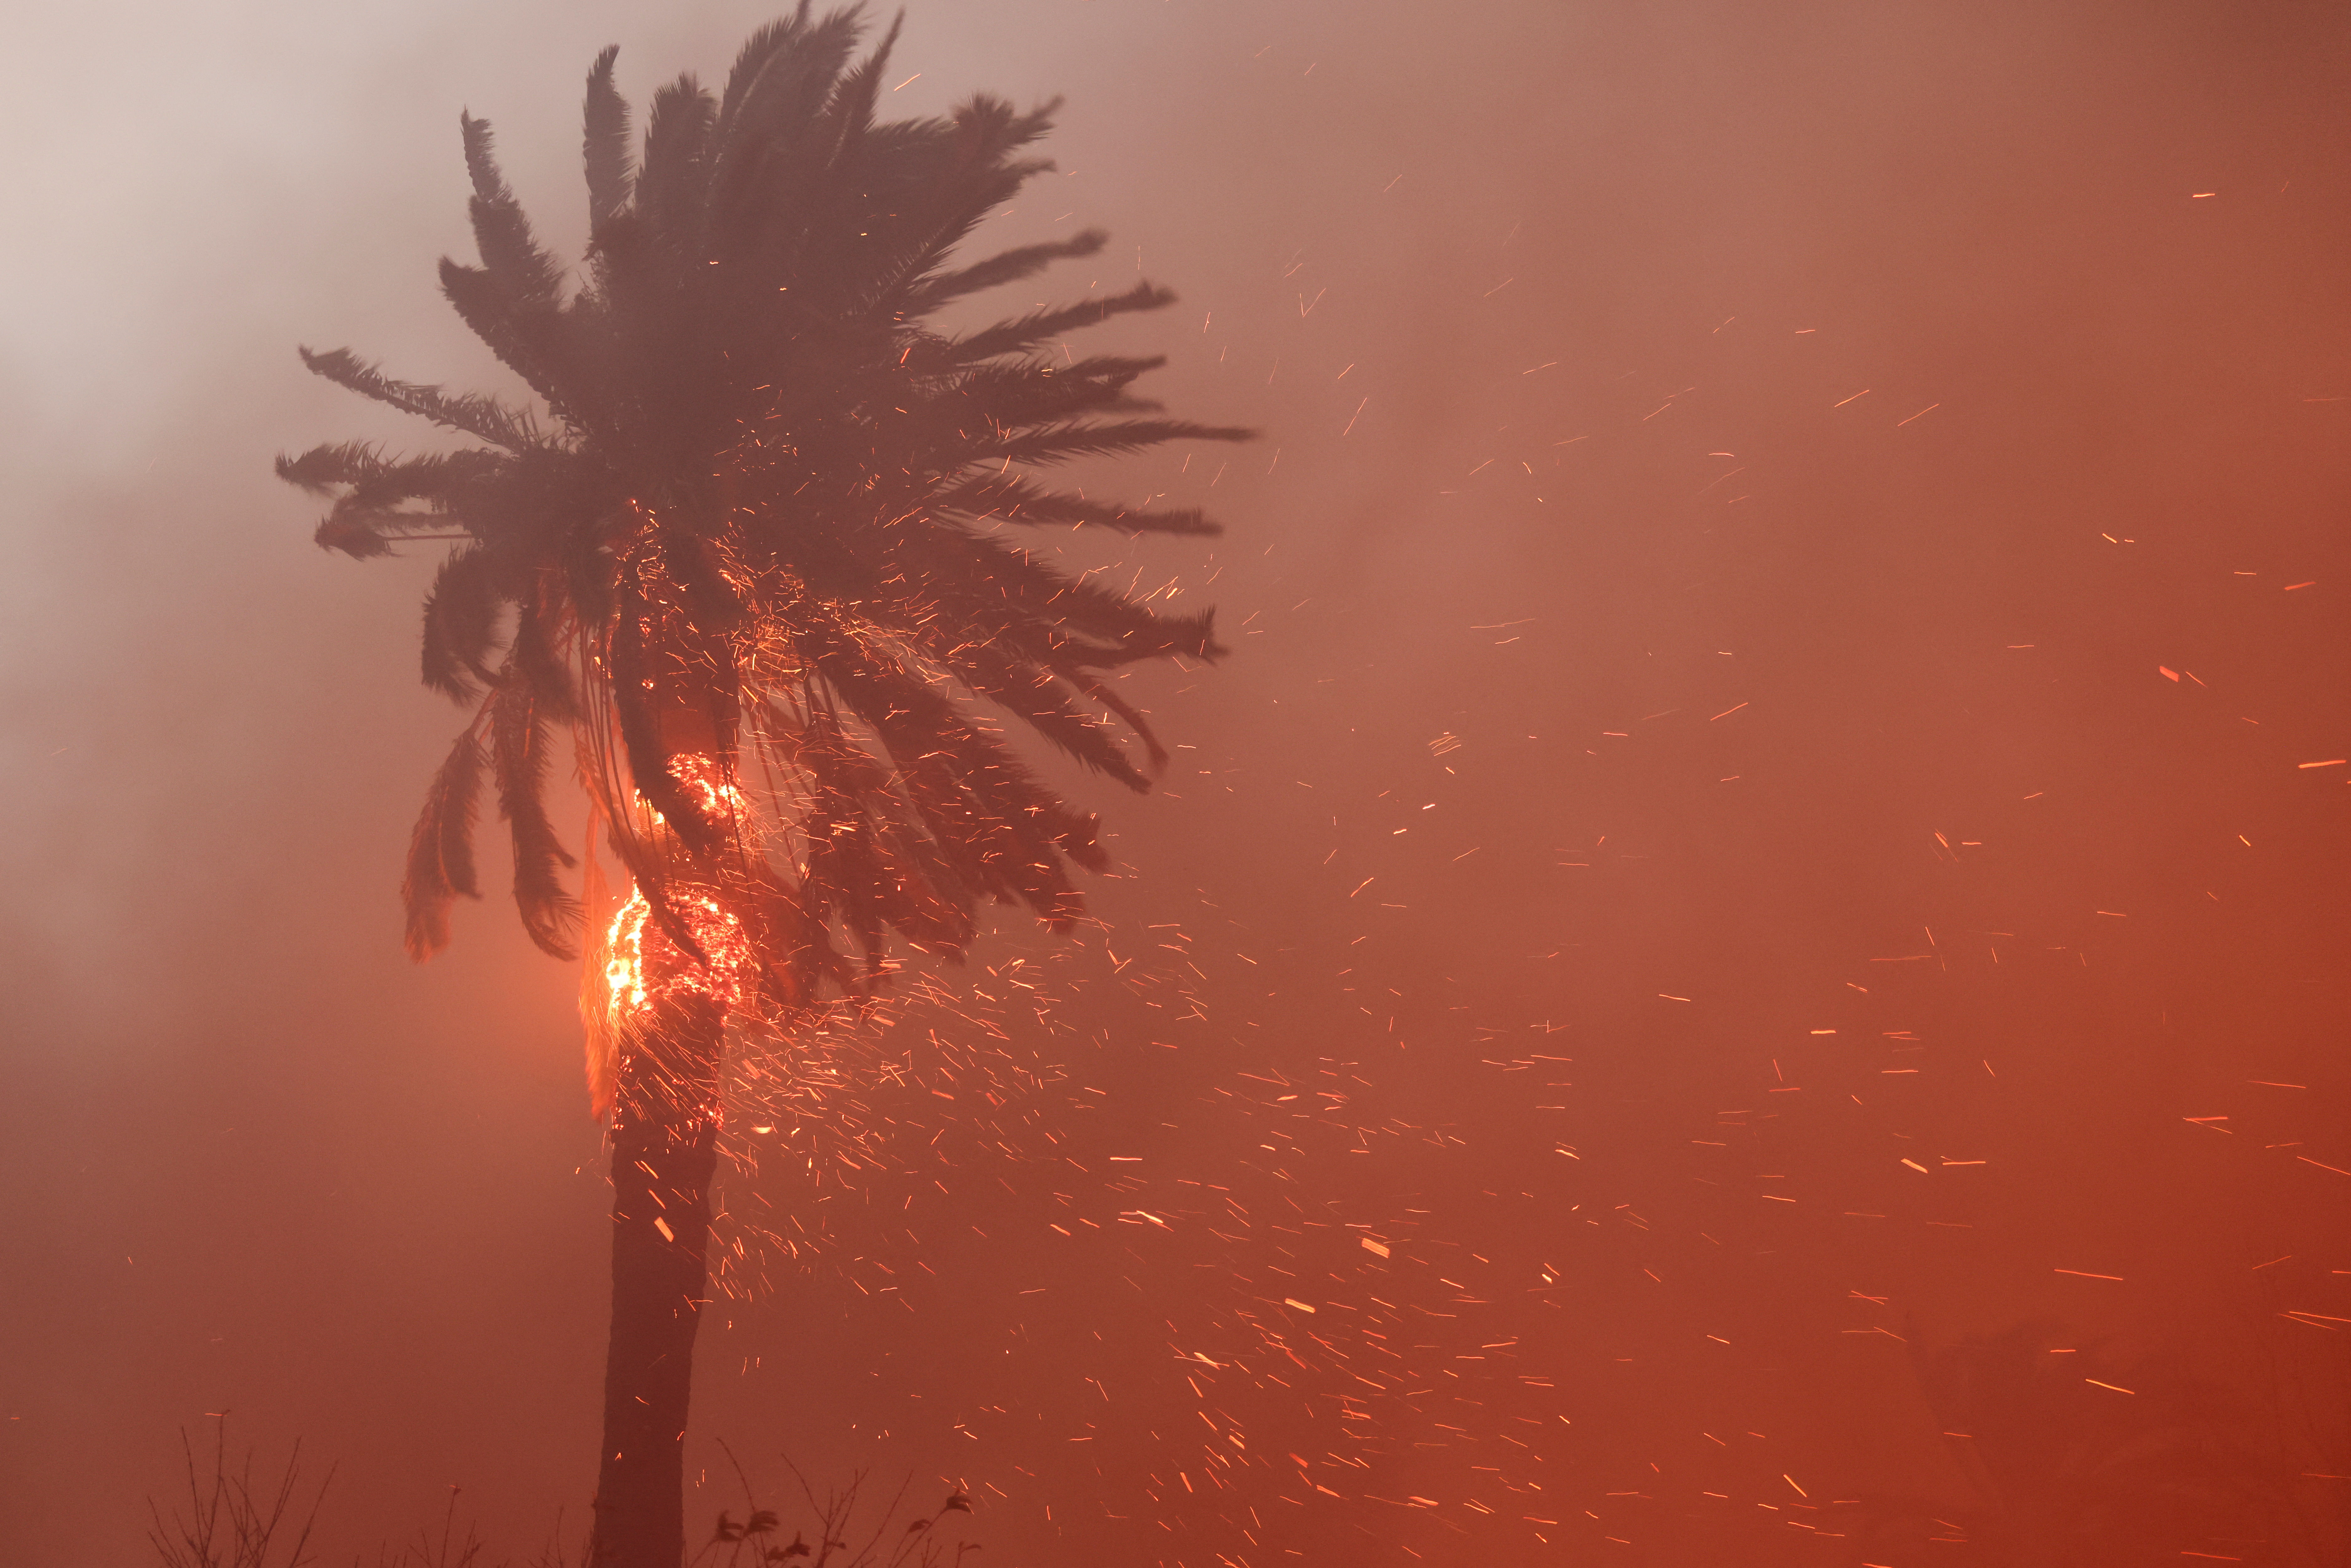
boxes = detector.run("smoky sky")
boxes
[6,2,2351,1564]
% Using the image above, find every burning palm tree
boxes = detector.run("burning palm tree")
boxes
[279,10,1245,1565]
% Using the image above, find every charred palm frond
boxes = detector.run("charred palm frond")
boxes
[283,4,1247,1108]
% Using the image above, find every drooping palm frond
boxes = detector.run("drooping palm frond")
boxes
[401,727,486,961]
[418,547,504,701]
[489,666,581,960]
[287,5,1248,1059]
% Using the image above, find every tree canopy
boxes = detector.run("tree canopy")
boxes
[281,4,1249,1110]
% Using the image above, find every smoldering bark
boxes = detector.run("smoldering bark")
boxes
[588,992,726,1568]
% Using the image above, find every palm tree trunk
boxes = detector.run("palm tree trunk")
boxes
[589,993,726,1568]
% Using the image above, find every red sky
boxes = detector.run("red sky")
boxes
[4,2,2350,1564]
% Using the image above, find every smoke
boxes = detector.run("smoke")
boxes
[5,1,2350,1563]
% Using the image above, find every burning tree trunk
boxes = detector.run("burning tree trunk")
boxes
[582,616,764,1568]
[591,984,726,1568]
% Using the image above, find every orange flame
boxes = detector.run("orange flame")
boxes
[601,883,759,1027]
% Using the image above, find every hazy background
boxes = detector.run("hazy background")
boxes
[6,1,2351,1563]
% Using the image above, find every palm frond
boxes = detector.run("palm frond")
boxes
[436,261,577,425]
[459,113,564,310]
[490,672,580,960]
[582,46,635,228]
[510,597,580,721]
[420,546,505,701]
[635,74,718,262]
[297,348,542,450]
[962,417,1255,468]
[935,279,1178,364]
[951,648,1151,790]
[707,7,862,242]
[916,354,1171,436]
[1063,666,1170,773]
[401,725,487,961]
[930,471,1220,536]
[808,10,899,178]
[715,4,819,127]
[275,440,384,495]
[906,228,1108,312]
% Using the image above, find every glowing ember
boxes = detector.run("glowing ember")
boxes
[664,753,751,826]
[601,883,759,1025]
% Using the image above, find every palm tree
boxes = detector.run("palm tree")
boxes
[279,11,1247,1566]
